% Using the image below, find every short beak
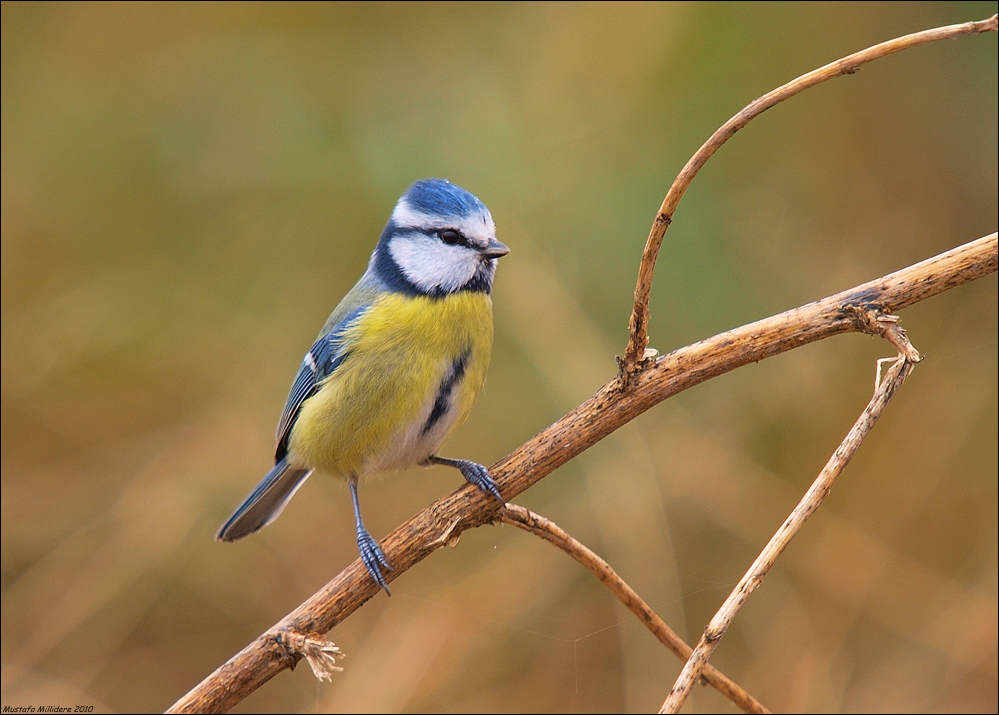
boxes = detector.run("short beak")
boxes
[482,238,510,259]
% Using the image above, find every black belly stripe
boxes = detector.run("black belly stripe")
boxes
[422,347,470,436]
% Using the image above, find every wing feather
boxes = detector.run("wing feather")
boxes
[274,304,368,462]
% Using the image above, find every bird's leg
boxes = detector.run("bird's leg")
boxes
[425,455,505,504]
[349,478,392,594]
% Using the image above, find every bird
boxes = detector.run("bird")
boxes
[216,178,509,593]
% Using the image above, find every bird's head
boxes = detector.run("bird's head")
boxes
[372,179,509,297]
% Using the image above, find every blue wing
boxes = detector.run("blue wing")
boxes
[216,303,371,543]
[274,304,368,462]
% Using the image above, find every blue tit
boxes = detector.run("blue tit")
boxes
[217,178,509,593]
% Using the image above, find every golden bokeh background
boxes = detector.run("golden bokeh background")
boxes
[2,3,996,713]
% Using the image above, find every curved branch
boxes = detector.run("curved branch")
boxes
[621,13,998,373]
[167,234,996,713]
[500,504,770,714]
[661,350,917,713]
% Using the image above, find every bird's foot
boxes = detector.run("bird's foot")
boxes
[426,456,504,504]
[356,527,393,594]
[459,460,504,503]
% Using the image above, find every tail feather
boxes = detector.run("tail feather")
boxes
[216,459,313,542]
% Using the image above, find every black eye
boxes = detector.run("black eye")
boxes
[440,229,462,245]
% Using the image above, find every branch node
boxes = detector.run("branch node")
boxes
[616,350,659,390]
[703,626,726,644]
[845,304,922,362]
[277,630,344,682]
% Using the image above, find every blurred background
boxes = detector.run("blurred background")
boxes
[2,2,996,713]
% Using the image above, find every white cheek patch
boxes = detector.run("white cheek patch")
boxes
[388,233,480,293]
[391,200,496,247]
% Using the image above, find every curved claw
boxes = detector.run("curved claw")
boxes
[459,460,506,504]
[455,459,504,504]
[357,527,393,594]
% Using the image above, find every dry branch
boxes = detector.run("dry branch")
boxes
[660,332,918,713]
[168,234,997,713]
[621,13,998,373]
[501,504,770,714]
[168,13,998,713]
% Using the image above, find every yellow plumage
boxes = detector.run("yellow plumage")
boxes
[289,291,494,479]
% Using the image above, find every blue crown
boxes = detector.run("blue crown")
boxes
[402,179,488,219]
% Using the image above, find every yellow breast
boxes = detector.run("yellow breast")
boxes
[287,291,494,479]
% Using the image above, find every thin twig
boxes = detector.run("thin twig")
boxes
[500,504,770,714]
[660,344,918,714]
[621,13,998,375]
[167,233,995,714]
